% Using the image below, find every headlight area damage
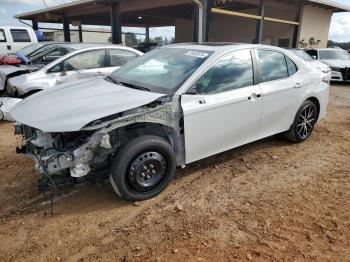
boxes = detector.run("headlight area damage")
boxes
[14,95,185,195]
[15,127,113,178]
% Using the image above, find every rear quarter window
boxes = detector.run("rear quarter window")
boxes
[286,56,298,76]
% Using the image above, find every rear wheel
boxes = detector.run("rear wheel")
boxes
[110,135,176,201]
[285,100,318,142]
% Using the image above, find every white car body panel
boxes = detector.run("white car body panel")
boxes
[0,97,22,121]
[10,77,165,132]
[258,77,303,139]
[0,65,31,91]
[182,84,262,164]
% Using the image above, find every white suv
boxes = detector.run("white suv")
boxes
[0,26,37,55]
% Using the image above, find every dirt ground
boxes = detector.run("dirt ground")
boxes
[0,84,349,261]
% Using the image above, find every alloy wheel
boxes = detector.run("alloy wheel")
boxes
[296,104,317,139]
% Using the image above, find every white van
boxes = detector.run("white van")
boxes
[0,26,37,56]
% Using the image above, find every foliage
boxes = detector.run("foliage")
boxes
[328,40,350,50]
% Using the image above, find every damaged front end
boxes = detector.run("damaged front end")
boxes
[15,124,113,178]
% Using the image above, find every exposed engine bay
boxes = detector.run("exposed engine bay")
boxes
[15,95,185,180]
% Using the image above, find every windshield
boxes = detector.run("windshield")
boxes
[290,49,313,61]
[110,47,213,94]
[19,43,44,56]
[319,49,350,60]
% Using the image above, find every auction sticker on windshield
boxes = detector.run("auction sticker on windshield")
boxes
[185,50,210,58]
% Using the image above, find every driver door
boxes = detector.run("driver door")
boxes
[181,49,263,164]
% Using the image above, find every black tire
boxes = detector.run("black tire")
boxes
[284,100,318,142]
[110,135,176,201]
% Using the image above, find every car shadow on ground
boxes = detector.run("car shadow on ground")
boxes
[31,134,296,217]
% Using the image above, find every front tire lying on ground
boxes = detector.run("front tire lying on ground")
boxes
[110,135,176,201]
[285,100,319,142]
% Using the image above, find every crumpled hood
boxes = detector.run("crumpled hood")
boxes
[0,65,30,90]
[321,60,350,68]
[11,77,166,132]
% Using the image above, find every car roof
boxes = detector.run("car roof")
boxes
[164,43,288,53]
[59,43,128,50]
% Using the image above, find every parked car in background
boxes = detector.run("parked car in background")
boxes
[289,49,330,74]
[6,43,143,97]
[0,42,66,65]
[0,43,72,94]
[12,43,330,201]
[305,48,350,82]
[136,42,158,53]
[0,26,37,55]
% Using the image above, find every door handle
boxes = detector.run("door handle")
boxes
[294,82,304,89]
[248,93,262,101]
[198,98,206,104]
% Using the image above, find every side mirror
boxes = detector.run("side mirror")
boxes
[312,56,317,60]
[60,71,67,76]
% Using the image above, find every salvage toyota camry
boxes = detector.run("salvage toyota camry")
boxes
[11,43,330,201]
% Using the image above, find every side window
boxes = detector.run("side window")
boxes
[258,50,288,82]
[109,49,138,67]
[194,49,254,95]
[0,29,6,42]
[305,49,318,59]
[286,56,298,76]
[49,63,62,73]
[10,29,31,42]
[62,50,105,71]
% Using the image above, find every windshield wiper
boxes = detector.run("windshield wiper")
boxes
[119,81,151,92]
[106,75,120,85]
[106,76,150,92]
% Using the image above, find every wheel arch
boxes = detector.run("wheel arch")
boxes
[305,96,321,121]
[110,121,185,166]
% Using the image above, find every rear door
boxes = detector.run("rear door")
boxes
[257,49,304,139]
[181,49,263,163]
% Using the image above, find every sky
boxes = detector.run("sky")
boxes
[0,0,350,42]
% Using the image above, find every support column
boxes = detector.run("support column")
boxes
[254,0,265,44]
[78,25,83,42]
[32,20,38,31]
[192,5,199,42]
[145,26,150,44]
[63,16,71,42]
[202,0,210,42]
[292,6,302,48]
[111,1,122,44]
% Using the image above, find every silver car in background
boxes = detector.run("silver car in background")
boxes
[6,43,143,97]
[305,48,350,82]
[0,43,71,93]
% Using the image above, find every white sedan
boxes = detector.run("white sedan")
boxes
[12,43,330,201]
[6,43,143,97]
